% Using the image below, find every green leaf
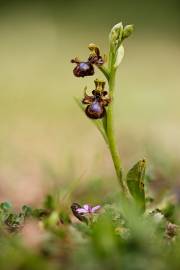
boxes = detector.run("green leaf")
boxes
[22,205,32,217]
[0,201,12,211]
[32,208,49,219]
[44,194,56,211]
[126,159,146,212]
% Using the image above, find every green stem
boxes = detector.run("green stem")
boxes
[106,52,127,195]
[98,65,110,81]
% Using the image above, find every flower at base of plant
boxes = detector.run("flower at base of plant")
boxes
[71,203,88,223]
[82,79,111,119]
[76,204,101,214]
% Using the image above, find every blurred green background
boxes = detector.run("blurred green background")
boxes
[0,0,179,206]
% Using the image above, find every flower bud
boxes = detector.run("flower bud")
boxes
[122,24,134,40]
[109,22,124,50]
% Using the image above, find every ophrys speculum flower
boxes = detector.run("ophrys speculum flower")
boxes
[71,57,94,77]
[71,44,104,78]
[82,79,111,119]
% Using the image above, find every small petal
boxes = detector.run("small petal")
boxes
[83,204,91,211]
[76,208,88,214]
[91,205,101,213]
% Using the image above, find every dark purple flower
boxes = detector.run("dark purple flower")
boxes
[71,58,94,77]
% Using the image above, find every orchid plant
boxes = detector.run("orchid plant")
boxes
[71,22,147,214]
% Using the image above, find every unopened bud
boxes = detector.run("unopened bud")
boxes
[109,22,124,50]
[122,24,134,39]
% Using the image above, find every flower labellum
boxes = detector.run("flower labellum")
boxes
[71,58,94,77]
[82,79,111,119]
